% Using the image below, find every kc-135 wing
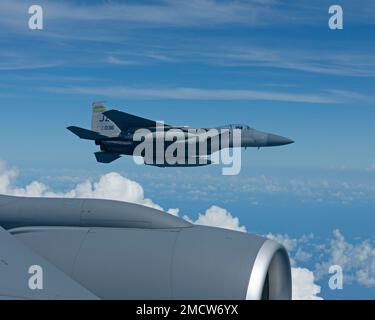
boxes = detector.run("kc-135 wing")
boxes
[0,226,99,300]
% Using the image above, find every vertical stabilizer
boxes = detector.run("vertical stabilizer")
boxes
[91,102,121,137]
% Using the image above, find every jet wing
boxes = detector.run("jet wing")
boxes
[0,226,99,300]
[103,110,172,132]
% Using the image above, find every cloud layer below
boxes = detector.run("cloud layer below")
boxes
[3,160,374,299]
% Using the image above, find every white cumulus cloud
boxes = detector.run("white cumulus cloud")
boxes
[292,268,323,300]
[0,160,173,212]
[184,205,247,232]
[266,232,323,300]
[315,229,375,287]
[266,232,314,266]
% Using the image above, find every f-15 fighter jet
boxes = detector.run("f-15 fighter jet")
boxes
[68,102,294,166]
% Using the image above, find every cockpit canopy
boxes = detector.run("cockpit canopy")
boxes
[217,124,254,130]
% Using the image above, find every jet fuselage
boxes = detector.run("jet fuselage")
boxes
[97,126,294,156]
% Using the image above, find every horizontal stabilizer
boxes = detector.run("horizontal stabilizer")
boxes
[67,126,109,141]
[94,151,121,164]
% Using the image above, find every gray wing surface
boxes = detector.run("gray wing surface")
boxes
[103,110,171,131]
[0,226,99,300]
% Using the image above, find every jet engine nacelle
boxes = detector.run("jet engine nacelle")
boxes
[0,195,292,300]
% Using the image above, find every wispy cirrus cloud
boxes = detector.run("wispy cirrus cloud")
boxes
[0,61,61,71]
[106,56,137,66]
[0,0,311,32]
[0,51,62,71]
[210,49,375,77]
[42,85,349,104]
[2,0,375,77]
[1,0,374,32]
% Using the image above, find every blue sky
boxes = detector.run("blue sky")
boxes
[0,0,374,299]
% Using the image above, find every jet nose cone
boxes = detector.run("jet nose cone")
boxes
[267,134,294,146]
